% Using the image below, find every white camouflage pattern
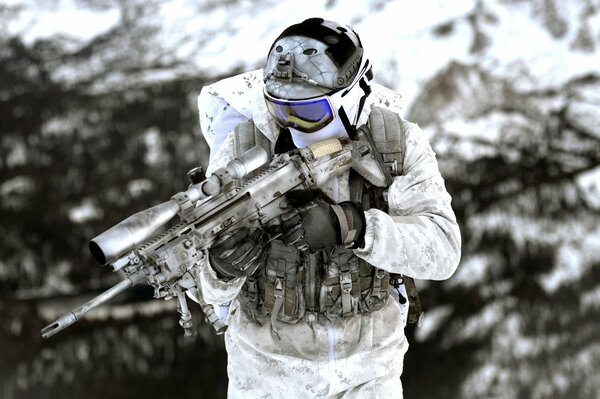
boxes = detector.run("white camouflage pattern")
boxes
[195,69,461,398]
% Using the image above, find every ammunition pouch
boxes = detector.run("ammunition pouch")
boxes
[319,246,389,319]
[263,241,305,324]
[239,242,390,324]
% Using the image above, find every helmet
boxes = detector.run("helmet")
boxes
[263,18,373,135]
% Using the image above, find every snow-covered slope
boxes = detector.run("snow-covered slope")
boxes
[6,0,600,100]
[2,1,600,398]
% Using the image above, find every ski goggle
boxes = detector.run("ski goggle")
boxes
[264,89,336,133]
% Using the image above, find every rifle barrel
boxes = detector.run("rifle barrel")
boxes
[41,271,145,339]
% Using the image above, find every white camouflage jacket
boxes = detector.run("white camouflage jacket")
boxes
[195,69,461,398]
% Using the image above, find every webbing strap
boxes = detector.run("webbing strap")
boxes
[270,259,287,338]
[245,277,258,305]
[331,204,357,246]
[367,107,426,325]
[349,171,364,204]
[371,268,386,300]
[338,254,353,317]
[271,278,284,338]
[403,276,423,326]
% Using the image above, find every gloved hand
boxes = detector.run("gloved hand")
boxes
[265,190,366,253]
[209,227,269,280]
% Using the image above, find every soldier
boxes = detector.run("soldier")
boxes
[196,17,461,398]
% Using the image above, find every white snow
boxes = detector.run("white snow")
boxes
[0,175,34,196]
[68,198,103,223]
[5,0,121,46]
[127,179,154,198]
[581,285,600,312]
[4,1,599,395]
[539,226,600,293]
[414,304,454,342]
[5,0,599,106]
[446,254,491,288]
[577,165,600,209]
[142,128,164,166]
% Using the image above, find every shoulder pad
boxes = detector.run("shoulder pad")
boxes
[368,106,406,176]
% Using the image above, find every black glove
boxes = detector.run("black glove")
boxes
[209,227,269,279]
[265,190,366,253]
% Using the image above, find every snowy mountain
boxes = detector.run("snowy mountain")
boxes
[1,0,599,398]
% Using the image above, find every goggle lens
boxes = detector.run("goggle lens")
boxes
[264,93,335,133]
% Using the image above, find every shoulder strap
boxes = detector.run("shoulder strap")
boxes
[367,106,406,176]
[368,107,423,326]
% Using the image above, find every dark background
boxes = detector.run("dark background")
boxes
[1,1,600,398]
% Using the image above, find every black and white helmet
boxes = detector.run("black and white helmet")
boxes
[263,18,373,134]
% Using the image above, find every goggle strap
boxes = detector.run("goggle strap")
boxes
[338,107,356,139]
[355,76,372,125]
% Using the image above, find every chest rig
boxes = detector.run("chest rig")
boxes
[231,106,421,326]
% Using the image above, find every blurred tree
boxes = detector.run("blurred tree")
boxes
[404,61,600,398]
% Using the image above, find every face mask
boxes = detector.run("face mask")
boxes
[288,115,348,148]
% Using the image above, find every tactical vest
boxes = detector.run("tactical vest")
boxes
[232,106,422,327]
